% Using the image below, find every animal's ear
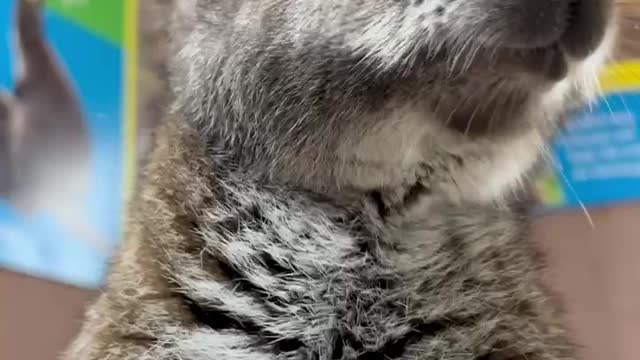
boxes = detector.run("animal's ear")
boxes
[0,91,15,199]
[13,0,47,91]
[12,0,84,122]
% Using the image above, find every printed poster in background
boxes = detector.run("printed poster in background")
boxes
[0,0,137,289]
[535,62,640,211]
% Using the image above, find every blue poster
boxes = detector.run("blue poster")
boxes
[535,62,640,211]
[0,0,136,288]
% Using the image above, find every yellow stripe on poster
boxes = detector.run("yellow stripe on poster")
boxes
[598,61,640,94]
[122,0,138,220]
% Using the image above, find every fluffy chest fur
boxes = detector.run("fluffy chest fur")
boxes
[65,125,572,360]
[174,181,569,360]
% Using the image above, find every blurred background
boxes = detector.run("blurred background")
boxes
[0,1,639,359]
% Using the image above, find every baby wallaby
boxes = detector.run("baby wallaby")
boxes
[67,0,616,359]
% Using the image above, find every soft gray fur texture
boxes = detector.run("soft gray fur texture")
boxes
[66,0,617,359]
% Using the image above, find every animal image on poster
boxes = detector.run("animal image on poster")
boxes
[0,0,100,248]
[0,0,133,288]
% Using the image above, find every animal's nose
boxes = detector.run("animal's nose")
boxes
[499,0,611,58]
[498,0,571,49]
[560,0,612,58]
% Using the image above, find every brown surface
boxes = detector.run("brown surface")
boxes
[616,1,640,60]
[0,270,96,360]
[534,204,640,360]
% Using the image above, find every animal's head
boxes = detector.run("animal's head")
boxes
[170,0,617,202]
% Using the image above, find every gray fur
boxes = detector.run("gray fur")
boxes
[66,0,617,359]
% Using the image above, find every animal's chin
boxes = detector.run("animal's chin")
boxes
[426,19,613,138]
[437,46,592,137]
[432,72,551,137]
[441,95,532,137]
[494,45,569,82]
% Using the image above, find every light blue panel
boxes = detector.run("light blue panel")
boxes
[0,1,124,289]
[544,91,640,210]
